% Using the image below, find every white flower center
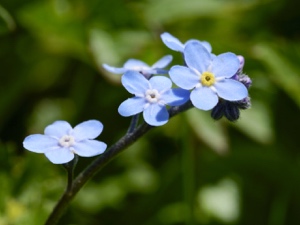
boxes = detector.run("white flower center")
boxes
[145,89,160,103]
[59,135,75,147]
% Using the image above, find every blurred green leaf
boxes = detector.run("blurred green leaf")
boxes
[17,1,87,60]
[253,43,300,108]
[196,178,240,224]
[232,100,274,144]
[156,202,187,224]
[185,108,228,154]
[74,178,126,213]
[144,0,256,25]
[89,29,122,83]
[0,4,16,34]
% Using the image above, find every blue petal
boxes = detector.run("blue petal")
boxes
[211,53,239,78]
[153,69,169,75]
[121,71,150,94]
[190,87,218,110]
[185,40,212,53]
[162,88,190,106]
[143,104,169,126]
[160,32,184,52]
[72,120,103,141]
[102,64,126,74]
[214,79,248,101]
[118,97,146,117]
[23,134,59,153]
[151,55,173,69]
[169,65,199,90]
[149,76,172,92]
[44,148,74,164]
[184,41,212,73]
[73,140,107,157]
[200,41,212,53]
[124,59,150,70]
[44,121,72,137]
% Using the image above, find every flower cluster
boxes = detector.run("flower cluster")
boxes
[104,32,251,125]
[23,32,252,164]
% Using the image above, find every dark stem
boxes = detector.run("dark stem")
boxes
[127,114,140,134]
[62,155,78,192]
[44,100,193,225]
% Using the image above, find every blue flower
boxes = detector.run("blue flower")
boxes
[23,120,107,164]
[169,41,248,111]
[118,71,190,126]
[103,55,173,78]
[161,32,212,53]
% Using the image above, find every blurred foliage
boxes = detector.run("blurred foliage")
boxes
[0,0,300,224]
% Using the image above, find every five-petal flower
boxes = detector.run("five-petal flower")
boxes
[169,41,248,111]
[103,55,173,78]
[23,120,107,164]
[118,71,190,126]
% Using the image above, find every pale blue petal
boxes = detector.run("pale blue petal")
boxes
[214,79,248,101]
[185,40,212,53]
[124,59,150,70]
[72,120,103,141]
[169,65,199,90]
[44,121,72,137]
[149,76,172,92]
[118,97,146,117]
[160,32,184,52]
[73,140,107,157]
[23,134,59,153]
[153,69,169,74]
[44,148,74,164]
[184,41,212,73]
[200,41,212,53]
[151,55,173,69]
[211,53,239,78]
[139,69,158,78]
[162,88,190,106]
[102,64,126,74]
[190,87,218,110]
[121,71,150,94]
[143,104,169,126]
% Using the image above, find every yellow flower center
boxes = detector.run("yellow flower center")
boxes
[200,71,215,86]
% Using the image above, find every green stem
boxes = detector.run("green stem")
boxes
[62,155,78,192]
[181,117,195,225]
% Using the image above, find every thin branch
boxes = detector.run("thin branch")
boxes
[127,114,140,134]
[62,155,78,192]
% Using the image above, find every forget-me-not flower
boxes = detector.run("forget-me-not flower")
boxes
[103,55,173,78]
[161,32,212,53]
[118,71,190,126]
[23,120,107,164]
[169,41,248,111]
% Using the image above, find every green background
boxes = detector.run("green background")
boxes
[0,0,300,224]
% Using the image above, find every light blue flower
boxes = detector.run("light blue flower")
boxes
[103,55,173,78]
[118,71,190,126]
[169,41,248,111]
[161,32,212,53]
[23,120,107,164]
